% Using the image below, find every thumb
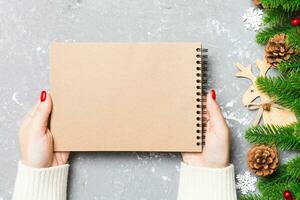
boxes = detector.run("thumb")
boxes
[206,90,226,128]
[31,91,52,133]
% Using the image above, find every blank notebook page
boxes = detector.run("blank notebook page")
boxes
[50,43,205,152]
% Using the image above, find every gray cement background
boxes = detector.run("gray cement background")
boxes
[0,0,287,199]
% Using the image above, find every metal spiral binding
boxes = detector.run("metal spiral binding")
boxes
[195,47,208,147]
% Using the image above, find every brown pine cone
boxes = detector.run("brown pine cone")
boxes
[247,145,279,176]
[253,0,263,8]
[265,34,297,66]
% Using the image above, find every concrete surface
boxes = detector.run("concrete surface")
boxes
[0,0,278,199]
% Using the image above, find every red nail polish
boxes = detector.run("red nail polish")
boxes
[40,91,47,102]
[211,89,216,100]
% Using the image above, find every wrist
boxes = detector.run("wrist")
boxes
[20,161,69,169]
[21,157,52,168]
[183,157,229,168]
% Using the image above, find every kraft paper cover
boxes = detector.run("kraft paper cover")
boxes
[50,43,203,152]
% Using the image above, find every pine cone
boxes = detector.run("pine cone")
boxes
[265,34,297,66]
[247,145,279,176]
[253,0,263,8]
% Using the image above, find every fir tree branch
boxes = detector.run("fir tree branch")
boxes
[256,26,292,45]
[257,74,300,94]
[245,123,300,150]
[259,182,300,199]
[240,194,264,200]
[256,26,299,51]
[287,156,300,179]
[258,164,300,197]
[258,163,300,190]
[288,70,300,89]
[261,0,300,12]
[278,55,300,73]
[286,30,300,50]
[256,76,300,115]
[296,193,300,200]
[247,1,300,198]
[263,8,295,27]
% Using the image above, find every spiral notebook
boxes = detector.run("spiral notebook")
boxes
[50,43,208,152]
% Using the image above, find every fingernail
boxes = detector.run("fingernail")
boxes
[211,89,216,100]
[40,90,47,102]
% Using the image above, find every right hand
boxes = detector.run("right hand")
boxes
[182,90,231,168]
[19,91,69,168]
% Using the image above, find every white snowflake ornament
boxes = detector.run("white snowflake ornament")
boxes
[242,7,264,32]
[236,171,257,195]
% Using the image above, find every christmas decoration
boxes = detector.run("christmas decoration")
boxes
[242,8,263,32]
[265,34,296,66]
[283,190,295,200]
[235,59,297,126]
[256,3,300,53]
[237,0,300,199]
[241,156,300,199]
[246,123,300,151]
[252,0,262,8]
[291,18,300,26]
[236,171,257,195]
[247,145,279,176]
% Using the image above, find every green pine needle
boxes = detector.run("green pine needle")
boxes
[256,26,300,50]
[245,123,300,150]
[286,31,300,50]
[287,156,300,179]
[258,163,300,189]
[288,70,300,89]
[240,194,264,200]
[256,26,291,45]
[263,8,296,26]
[256,75,300,115]
[260,182,300,199]
[250,157,300,198]
[278,55,300,73]
[257,74,300,94]
[261,0,300,12]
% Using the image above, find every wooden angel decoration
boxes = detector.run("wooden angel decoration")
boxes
[235,59,297,125]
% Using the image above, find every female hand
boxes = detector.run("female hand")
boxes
[182,90,230,168]
[19,91,69,168]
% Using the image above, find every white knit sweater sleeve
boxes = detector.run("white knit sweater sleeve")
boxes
[177,162,237,200]
[13,161,236,200]
[13,162,69,200]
